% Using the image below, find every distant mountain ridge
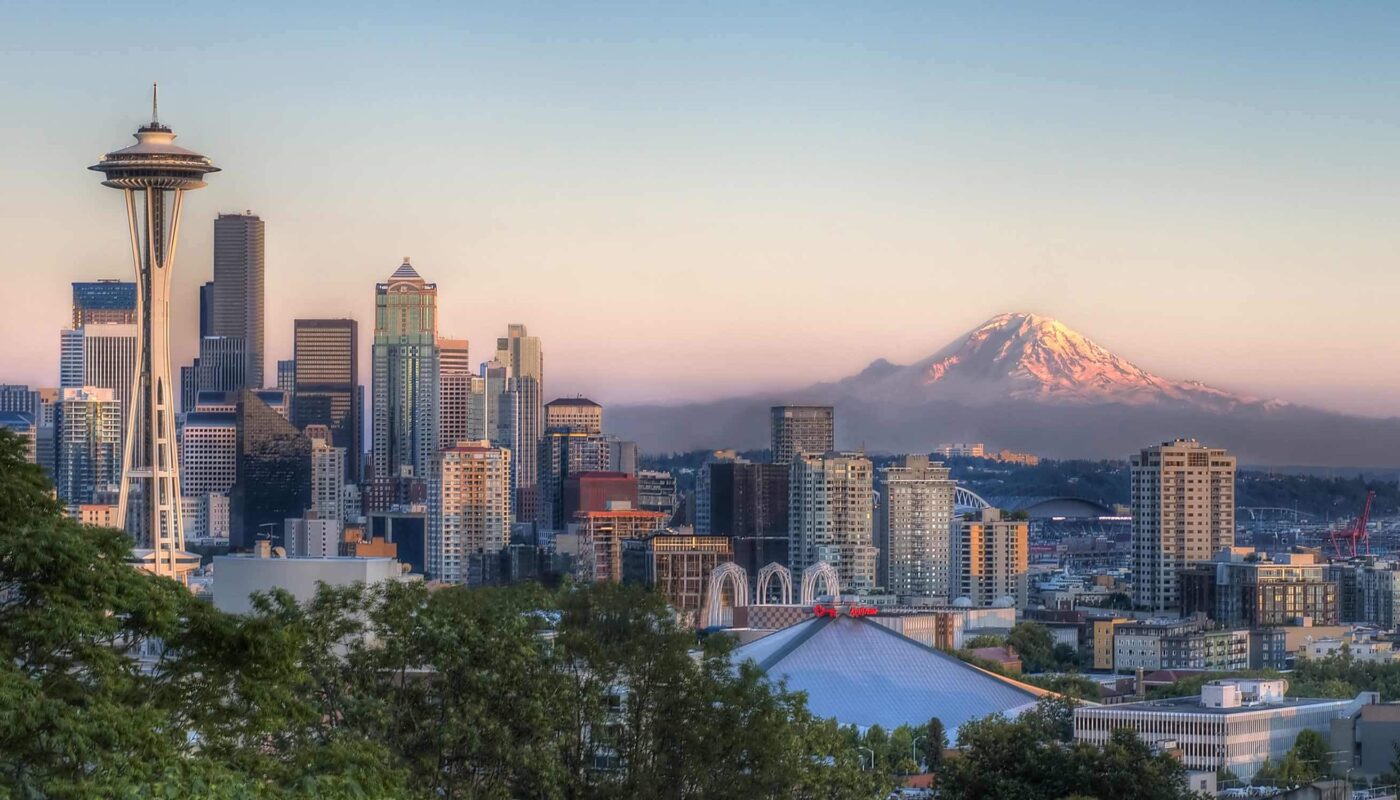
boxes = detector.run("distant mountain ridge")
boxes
[609,313,1400,468]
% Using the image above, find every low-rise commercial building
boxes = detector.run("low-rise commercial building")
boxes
[1180,548,1338,627]
[213,547,417,615]
[1113,615,1249,673]
[1074,679,1378,779]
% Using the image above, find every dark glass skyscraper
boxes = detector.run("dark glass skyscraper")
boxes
[704,461,790,581]
[230,389,310,550]
[212,213,265,389]
[294,318,360,482]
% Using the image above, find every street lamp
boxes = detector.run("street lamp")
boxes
[913,735,927,770]
[858,747,875,772]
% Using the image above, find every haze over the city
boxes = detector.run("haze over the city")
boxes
[1,1,1397,416]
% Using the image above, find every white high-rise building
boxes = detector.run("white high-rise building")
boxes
[789,452,876,592]
[878,455,956,599]
[428,441,511,584]
[179,410,237,497]
[306,424,346,523]
[59,323,137,437]
[1132,439,1237,612]
[55,387,122,509]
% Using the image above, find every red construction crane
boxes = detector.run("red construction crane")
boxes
[1329,490,1376,559]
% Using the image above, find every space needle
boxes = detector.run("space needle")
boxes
[90,85,217,579]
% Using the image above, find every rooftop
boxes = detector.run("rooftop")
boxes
[732,614,1047,733]
[546,397,602,407]
[1085,694,1351,716]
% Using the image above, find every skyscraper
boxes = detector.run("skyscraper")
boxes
[198,281,215,337]
[371,260,439,509]
[54,387,122,509]
[789,452,875,592]
[90,88,218,577]
[277,359,296,395]
[230,389,311,550]
[545,397,602,434]
[770,405,834,465]
[878,455,956,599]
[71,280,136,327]
[428,441,511,584]
[212,212,265,389]
[179,410,237,498]
[1131,439,1237,613]
[293,319,360,480]
[955,507,1029,608]
[306,424,346,523]
[58,323,137,437]
[437,337,471,450]
[701,460,790,580]
[495,324,543,519]
[0,412,37,463]
[194,336,247,394]
[539,430,614,529]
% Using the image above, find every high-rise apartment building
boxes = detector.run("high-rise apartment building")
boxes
[58,323,136,437]
[789,452,875,592]
[293,319,360,480]
[230,390,311,550]
[428,441,511,584]
[770,405,834,465]
[545,397,602,434]
[494,325,543,519]
[306,424,346,523]
[371,260,439,508]
[1131,439,1237,612]
[212,213,265,389]
[438,337,471,450]
[955,507,1029,608]
[878,455,957,599]
[54,387,122,509]
[71,280,136,327]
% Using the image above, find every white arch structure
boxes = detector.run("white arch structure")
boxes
[705,562,750,628]
[800,562,840,605]
[955,487,990,510]
[755,562,793,606]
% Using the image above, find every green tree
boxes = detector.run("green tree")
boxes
[1006,622,1056,673]
[923,717,947,774]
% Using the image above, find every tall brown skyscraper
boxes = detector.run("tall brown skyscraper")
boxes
[212,212,265,389]
[770,405,834,464]
[292,319,359,481]
[438,337,471,451]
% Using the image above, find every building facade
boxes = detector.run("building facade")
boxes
[955,507,1029,608]
[544,397,602,434]
[1181,548,1339,628]
[622,533,734,628]
[230,390,311,550]
[293,318,360,481]
[371,260,439,508]
[878,455,956,599]
[494,325,543,520]
[1131,439,1236,612]
[211,212,265,389]
[71,280,136,327]
[437,337,471,451]
[789,452,875,592]
[576,507,668,584]
[428,442,512,584]
[770,405,834,465]
[54,387,122,509]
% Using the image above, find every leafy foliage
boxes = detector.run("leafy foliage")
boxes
[0,429,896,799]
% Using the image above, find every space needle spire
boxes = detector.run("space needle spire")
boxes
[89,87,218,580]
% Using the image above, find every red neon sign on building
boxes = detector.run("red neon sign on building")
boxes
[812,604,878,618]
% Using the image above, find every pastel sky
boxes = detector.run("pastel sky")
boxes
[1,1,1397,415]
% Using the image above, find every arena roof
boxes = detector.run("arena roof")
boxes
[732,614,1047,734]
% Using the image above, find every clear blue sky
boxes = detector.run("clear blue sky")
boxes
[1,1,1397,414]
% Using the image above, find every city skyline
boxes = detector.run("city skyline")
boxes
[2,3,1400,417]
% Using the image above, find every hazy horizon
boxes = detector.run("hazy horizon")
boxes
[2,2,1398,417]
